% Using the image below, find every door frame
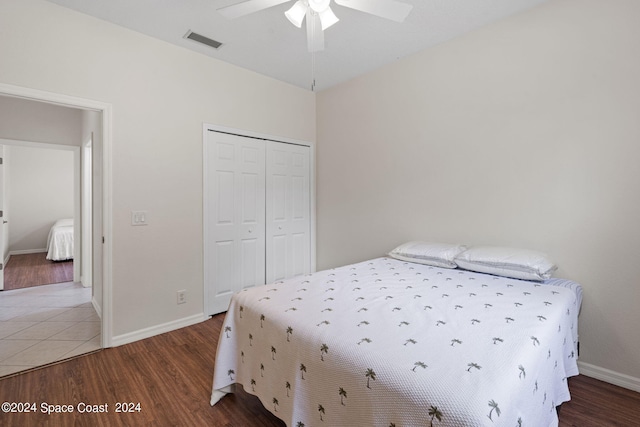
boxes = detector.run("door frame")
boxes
[202,123,316,315]
[0,145,4,290]
[82,136,93,288]
[0,82,113,348]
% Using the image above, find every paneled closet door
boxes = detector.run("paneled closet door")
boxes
[205,132,266,315]
[266,141,311,283]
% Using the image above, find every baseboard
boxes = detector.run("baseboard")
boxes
[9,249,47,256]
[578,361,640,393]
[110,313,208,347]
[91,296,102,320]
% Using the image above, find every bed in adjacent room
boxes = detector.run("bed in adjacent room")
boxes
[46,218,74,261]
[211,243,582,427]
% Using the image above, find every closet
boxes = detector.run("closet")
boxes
[204,129,311,315]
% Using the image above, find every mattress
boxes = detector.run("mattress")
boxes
[211,257,582,426]
[46,219,74,261]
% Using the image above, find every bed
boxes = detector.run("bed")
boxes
[46,219,74,261]
[211,252,582,426]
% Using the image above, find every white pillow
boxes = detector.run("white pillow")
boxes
[389,241,468,269]
[454,246,557,281]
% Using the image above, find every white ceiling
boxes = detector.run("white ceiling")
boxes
[45,0,548,91]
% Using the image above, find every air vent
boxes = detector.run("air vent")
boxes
[184,30,223,50]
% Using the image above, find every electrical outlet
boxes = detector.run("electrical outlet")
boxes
[177,290,187,305]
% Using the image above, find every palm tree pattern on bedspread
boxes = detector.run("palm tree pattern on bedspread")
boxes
[212,257,581,426]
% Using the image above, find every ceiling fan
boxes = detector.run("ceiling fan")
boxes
[218,0,413,52]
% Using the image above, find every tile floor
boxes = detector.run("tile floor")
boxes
[0,281,101,377]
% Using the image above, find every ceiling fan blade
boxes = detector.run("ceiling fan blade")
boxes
[306,9,325,52]
[218,0,291,20]
[334,0,412,23]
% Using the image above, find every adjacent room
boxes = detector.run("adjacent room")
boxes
[0,0,639,425]
[0,96,102,377]
[4,144,75,290]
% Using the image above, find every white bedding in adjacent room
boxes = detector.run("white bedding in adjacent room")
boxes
[46,219,74,261]
[211,257,582,427]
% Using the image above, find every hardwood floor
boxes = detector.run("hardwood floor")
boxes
[4,253,73,290]
[560,375,640,427]
[0,313,638,426]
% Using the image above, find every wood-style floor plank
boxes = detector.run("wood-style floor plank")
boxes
[0,314,637,426]
[4,253,73,290]
[560,375,640,427]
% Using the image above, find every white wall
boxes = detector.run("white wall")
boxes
[6,145,74,252]
[0,95,82,146]
[0,95,81,255]
[317,0,640,384]
[0,0,315,338]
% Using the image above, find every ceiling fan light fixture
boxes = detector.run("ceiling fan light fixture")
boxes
[308,0,330,13]
[285,0,307,28]
[217,0,413,54]
[318,6,339,30]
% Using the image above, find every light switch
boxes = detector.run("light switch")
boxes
[131,210,148,226]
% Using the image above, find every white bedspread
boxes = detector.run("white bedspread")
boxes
[46,219,74,261]
[212,257,582,427]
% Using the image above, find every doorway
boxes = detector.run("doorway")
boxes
[0,131,97,377]
[1,142,78,291]
[0,83,112,375]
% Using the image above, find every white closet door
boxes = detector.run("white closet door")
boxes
[266,141,310,283]
[205,132,266,315]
